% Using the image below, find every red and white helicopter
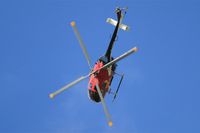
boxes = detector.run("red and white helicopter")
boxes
[49,7,138,127]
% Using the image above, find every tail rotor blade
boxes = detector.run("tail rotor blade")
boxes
[70,21,92,69]
[49,75,89,99]
[95,82,113,127]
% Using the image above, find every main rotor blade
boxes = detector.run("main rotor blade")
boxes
[95,82,113,127]
[49,74,89,99]
[70,21,92,69]
[49,47,138,99]
[91,47,138,75]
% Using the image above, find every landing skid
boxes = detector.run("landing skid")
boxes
[108,72,124,102]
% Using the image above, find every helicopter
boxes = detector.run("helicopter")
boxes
[49,7,138,127]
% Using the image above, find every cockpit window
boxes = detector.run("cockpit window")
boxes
[89,83,92,88]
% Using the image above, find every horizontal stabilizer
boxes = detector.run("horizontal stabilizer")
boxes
[106,18,130,31]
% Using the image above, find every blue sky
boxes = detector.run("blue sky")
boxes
[0,0,200,133]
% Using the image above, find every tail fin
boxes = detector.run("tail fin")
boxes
[106,18,130,31]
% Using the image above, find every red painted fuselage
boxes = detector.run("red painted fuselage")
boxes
[88,60,114,102]
[87,8,121,103]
